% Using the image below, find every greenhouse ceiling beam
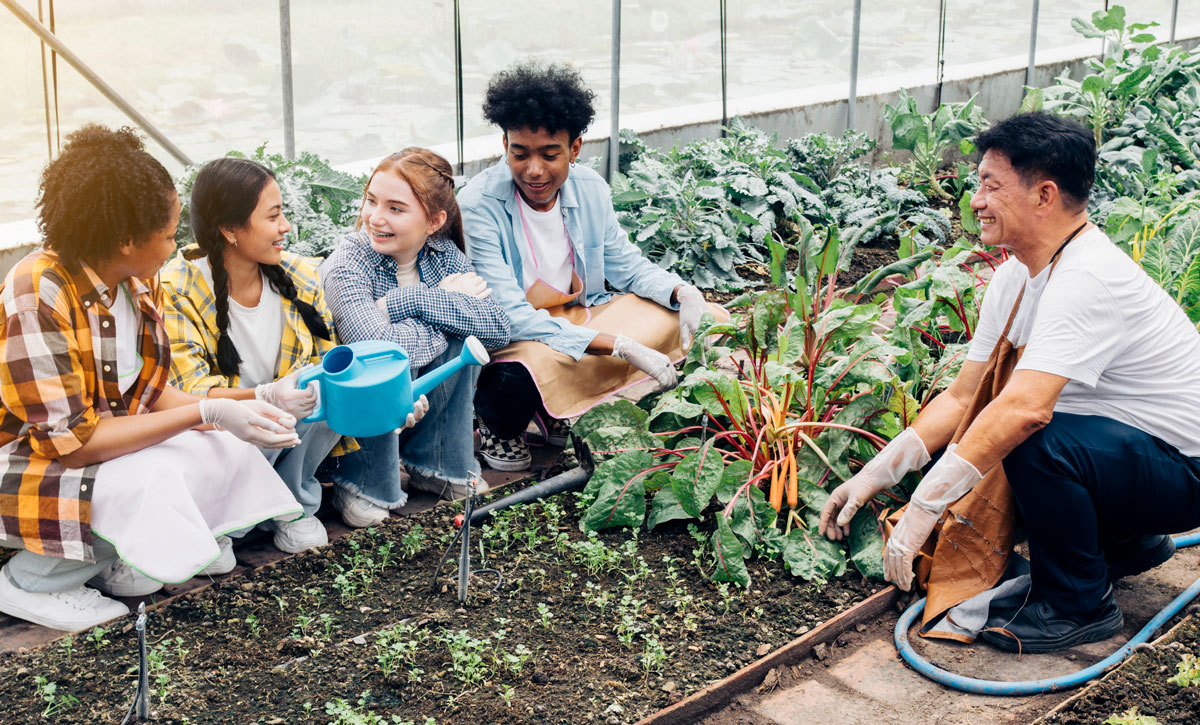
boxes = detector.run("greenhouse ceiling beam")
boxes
[1,0,192,166]
[608,0,621,182]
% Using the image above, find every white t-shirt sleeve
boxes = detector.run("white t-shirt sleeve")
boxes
[966,264,1017,363]
[1015,269,1127,386]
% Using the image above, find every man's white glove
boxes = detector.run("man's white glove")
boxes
[394,394,429,434]
[255,368,318,419]
[199,398,300,449]
[882,446,983,591]
[675,285,708,350]
[819,427,930,540]
[612,334,678,390]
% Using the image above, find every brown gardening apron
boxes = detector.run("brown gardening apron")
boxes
[487,190,728,419]
[885,223,1087,642]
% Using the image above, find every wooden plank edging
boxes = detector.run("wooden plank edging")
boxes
[637,585,901,725]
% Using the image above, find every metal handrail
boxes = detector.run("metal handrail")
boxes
[1,0,192,166]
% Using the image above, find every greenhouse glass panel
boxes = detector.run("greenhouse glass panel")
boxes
[943,0,1035,70]
[858,0,939,88]
[459,0,612,151]
[291,0,456,164]
[0,0,49,225]
[617,1,721,125]
[724,1,849,108]
[46,0,284,173]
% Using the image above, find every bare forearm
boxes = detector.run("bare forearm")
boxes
[587,332,616,355]
[200,386,256,401]
[59,404,204,468]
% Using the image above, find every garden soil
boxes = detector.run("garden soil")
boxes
[0,489,882,724]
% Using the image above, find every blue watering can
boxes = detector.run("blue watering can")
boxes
[296,336,489,437]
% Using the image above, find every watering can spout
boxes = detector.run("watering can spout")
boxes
[412,336,490,400]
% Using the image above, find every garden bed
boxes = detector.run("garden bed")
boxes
[0,483,882,724]
[1039,615,1200,725]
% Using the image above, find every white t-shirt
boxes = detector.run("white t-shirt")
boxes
[967,226,1200,456]
[111,282,143,394]
[516,193,574,294]
[196,258,284,388]
[394,256,420,288]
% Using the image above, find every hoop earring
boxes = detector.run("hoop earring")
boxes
[570,160,577,168]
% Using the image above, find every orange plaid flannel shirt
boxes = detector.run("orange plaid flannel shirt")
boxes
[0,251,170,562]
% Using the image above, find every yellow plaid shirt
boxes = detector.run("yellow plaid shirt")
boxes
[0,251,171,561]
[160,246,355,453]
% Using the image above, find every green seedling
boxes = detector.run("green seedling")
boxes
[441,629,489,685]
[496,643,533,676]
[1104,707,1160,725]
[375,623,428,678]
[34,676,78,718]
[498,684,516,707]
[87,625,110,652]
[536,602,554,630]
[245,613,262,636]
[400,524,428,558]
[582,581,612,617]
[58,633,75,660]
[640,636,668,676]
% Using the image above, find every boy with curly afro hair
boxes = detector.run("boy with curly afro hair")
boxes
[0,125,304,632]
[460,61,724,472]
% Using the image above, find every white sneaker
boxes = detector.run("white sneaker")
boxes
[198,535,236,576]
[268,515,328,553]
[0,567,129,632]
[409,472,489,501]
[333,488,389,528]
[86,559,162,597]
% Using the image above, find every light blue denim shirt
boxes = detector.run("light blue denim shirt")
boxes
[460,161,683,361]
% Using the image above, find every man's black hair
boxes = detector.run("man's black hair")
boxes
[37,124,175,267]
[974,111,1096,211]
[482,60,596,141]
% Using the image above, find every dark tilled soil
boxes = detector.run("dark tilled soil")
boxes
[1044,618,1200,725]
[0,489,880,724]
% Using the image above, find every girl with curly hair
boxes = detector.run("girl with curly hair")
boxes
[323,148,510,500]
[0,125,304,632]
[161,158,423,552]
[460,61,726,471]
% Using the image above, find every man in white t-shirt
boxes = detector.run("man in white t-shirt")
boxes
[819,111,1200,653]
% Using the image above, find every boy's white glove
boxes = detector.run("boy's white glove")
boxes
[199,398,300,449]
[675,285,708,350]
[612,334,678,390]
[819,427,930,540]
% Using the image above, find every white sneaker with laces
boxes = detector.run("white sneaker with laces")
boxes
[409,472,489,501]
[198,535,236,576]
[86,559,162,597]
[333,487,389,528]
[0,567,129,632]
[268,514,328,553]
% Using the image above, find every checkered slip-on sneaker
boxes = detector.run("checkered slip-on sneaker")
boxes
[529,412,572,447]
[478,421,533,472]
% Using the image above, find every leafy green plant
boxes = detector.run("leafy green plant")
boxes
[440,629,489,686]
[1169,652,1200,687]
[884,89,986,199]
[1104,706,1160,725]
[87,625,110,652]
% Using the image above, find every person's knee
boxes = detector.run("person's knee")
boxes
[1002,425,1058,493]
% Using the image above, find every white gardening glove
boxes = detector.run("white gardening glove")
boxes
[255,368,319,419]
[199,398,300,449]
[882,446,983,591]
[612,334,678,390]
[675,285,708,350]
[393,394,429,434]
[819,427,931,541]
[438,272,492,299]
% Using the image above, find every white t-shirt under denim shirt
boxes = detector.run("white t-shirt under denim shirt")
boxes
[966,226,1200,457]
[195,258,284,388]
[516,193,574,294]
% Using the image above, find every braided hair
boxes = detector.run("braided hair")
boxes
[355,147,465,252]
[190,157,330,377]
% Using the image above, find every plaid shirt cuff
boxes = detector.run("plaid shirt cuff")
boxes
[28,407,99,459]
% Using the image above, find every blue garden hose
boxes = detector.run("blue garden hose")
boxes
[895,532,1200,695]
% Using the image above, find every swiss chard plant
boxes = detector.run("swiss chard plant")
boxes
[884,90,987,200]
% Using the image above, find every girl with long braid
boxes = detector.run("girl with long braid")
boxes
[162,158,421,554]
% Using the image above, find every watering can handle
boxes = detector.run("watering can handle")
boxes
[296,366,325,423]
